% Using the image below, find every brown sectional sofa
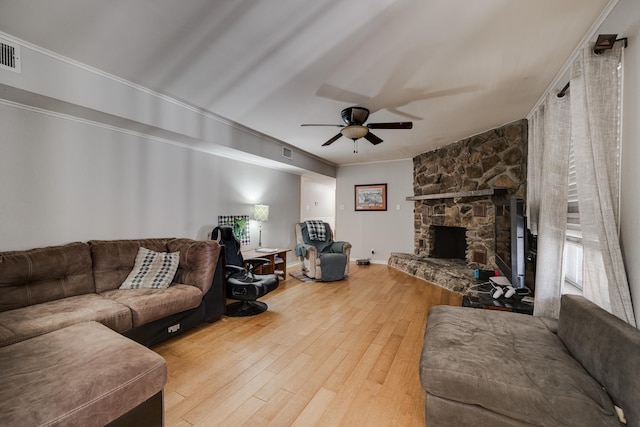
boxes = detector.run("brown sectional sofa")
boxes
[421,294,640,426]
[0,237,224,426]
[0,238,224,347]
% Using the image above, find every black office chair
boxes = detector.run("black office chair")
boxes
[212,226,279,317]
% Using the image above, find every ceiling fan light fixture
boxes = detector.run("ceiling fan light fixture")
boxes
[341,125,368,140]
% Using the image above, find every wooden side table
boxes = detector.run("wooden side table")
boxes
[242,248,290,280]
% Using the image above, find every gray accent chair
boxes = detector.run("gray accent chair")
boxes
[294,222,351,281]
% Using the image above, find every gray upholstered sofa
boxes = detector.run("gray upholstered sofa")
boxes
[0,237,223,426]
[421,294,640,426]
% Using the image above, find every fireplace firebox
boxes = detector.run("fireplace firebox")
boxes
[432,225,467,260]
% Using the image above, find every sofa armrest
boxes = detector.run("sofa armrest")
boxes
[295,243,319,258]
[244,257,270,274]
[305,246,318,265]
[225,264,245,276]
[329,241,350,253]
[168,239,221,295]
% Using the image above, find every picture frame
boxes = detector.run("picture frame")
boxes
[218,215,250,246]
[355,183,387,211]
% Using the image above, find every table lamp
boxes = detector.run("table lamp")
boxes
[254,204,269,247]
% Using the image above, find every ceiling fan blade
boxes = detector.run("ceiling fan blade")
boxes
[364,132,383,145]
[316,83,372,106]
[386,108,424,121]
[367,122,413,129]
[322,133,343,146]
[301,124,342,127]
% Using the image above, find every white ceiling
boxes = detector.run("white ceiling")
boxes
[0,0,612,166]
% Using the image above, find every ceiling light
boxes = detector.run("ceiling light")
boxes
[341,125,368,140]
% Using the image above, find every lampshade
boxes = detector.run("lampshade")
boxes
[254,204,269,222]
[341,125,369,140]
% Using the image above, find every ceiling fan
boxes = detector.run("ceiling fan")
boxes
[301,106,412,153]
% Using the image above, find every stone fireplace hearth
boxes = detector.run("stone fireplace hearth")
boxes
[389,119,527,295]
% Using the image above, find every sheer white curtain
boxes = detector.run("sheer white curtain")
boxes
[526,105,544,235]
[532,93,571,318]
[570,44,636,326]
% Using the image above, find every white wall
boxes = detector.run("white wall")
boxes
[0,32,317,256]
[0,32,335,178]
[336,160,414,263]
[0,102,301,252]
[301,176,336,230]
[602,0,640,323]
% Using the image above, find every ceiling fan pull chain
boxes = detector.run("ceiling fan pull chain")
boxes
[353,139,358,154]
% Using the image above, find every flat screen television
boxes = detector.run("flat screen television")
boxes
[494,197,527,289]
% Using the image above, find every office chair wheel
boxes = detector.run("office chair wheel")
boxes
[226,301,268,317]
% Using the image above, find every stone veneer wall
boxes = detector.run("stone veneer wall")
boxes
[389,119,527,294]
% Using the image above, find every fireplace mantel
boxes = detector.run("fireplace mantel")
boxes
[405,188,507,201]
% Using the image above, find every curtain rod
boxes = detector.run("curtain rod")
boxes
[556,37,628,98]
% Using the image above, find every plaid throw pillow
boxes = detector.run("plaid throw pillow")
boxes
[119,247,180,289]
[305,220,327,241]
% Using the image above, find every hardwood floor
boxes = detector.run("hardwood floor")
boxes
[153,263,461,427]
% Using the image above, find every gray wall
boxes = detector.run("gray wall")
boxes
[0,102,301,252]
[0,30,323,254]
[336,160,414,263]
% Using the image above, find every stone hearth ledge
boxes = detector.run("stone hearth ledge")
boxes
[388,252,476,295]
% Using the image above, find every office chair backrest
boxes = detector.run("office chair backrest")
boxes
[212,226,244,267]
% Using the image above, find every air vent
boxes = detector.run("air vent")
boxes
[0,39,21,73]
[282,146,293,160]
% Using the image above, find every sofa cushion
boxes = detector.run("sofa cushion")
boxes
[0,293,132,347]
[120,247,180,290]
[101,284,203,326]
[0,321,166,427]
[0,242,95,312]
[421,306,619,426]
[89,239,172,293]
[558,294,640,426]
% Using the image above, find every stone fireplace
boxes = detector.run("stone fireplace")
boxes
[417,198,497,268]
[389,119,527,294]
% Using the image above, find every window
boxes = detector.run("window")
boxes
[563,61,623,295]
[563,138,583,294]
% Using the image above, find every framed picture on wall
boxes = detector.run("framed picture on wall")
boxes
[355,183,387,211]
[218,215,250,246]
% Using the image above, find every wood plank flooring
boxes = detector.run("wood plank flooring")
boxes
[153,263,462,427]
